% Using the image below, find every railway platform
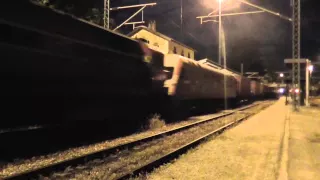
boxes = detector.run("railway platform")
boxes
[147,97,320,180]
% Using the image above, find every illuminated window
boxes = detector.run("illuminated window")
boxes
[173,46,177,54]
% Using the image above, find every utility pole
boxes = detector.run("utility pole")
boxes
[104,0,110,29]
[218,0,222,65]
[292,0,301,110]
[222,23,228,110]
[180,0,183,42]
[241,63,244,75]
[305,60,310,106]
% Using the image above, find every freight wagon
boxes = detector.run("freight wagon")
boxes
[0,1,164,128]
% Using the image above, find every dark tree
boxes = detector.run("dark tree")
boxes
[33,0,117,28]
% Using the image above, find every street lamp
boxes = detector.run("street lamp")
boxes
[308,65,314,74]
[217,0,228,110]
[306,63,314,106]
[220,3,228,110]
[277,73,285,97]
[218,0,222,65]
[308,65,314,98]
[279,73,284,86]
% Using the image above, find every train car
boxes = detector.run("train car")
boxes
[233,75,252,100]
[250,80,262,97]
[0,1,163,128]
[263,85,279,99]
[198,59,251,101]
[160,54,237,119]
[164,54,237,99]
[259,82,265,95]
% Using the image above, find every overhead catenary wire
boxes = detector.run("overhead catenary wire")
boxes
[236,0,292,21]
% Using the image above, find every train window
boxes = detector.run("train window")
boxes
[181,50,184,56]
[173,46,177,54]
[188,52,190,58]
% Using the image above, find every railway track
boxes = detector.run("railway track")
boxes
[116,102,272,180]
[2,101,272,180]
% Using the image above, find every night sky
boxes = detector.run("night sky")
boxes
[108,0,319,74]
[46,0,319,75]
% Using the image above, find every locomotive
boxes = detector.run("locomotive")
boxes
[153,54,277,119]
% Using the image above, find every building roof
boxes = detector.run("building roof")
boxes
[127,26,197,52]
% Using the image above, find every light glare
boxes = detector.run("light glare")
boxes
[278,88,284,93]
[308,65,314,73]
[201,0,239,11]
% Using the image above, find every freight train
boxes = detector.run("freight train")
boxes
[0,1,277,129]
[154,54,278,120]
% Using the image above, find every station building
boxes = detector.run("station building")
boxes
[128,21,196,59]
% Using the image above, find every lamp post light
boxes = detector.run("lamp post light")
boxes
[308,65,314,102]
[218,0,222,65]
[308,65,314,74]
[306,63,314,106]
[217,0,228,110]
[279,73,285,86]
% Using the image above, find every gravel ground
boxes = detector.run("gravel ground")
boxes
[288,107,320,180]
[42,102,271,180]
[0,106,242,179]
[145,99,284,180]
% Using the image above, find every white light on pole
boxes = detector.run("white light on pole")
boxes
[306,62,313,106]
[280,73,284,77]
[218,0,227,110]
[308,65,314,74]
[218,0,222,65]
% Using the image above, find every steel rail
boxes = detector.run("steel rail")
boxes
[4,103,260,180]
[116,102,271,179]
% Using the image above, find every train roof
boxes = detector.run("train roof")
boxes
[128,26,197,52]
[198,58,242,77]
[165,54,236,78]
[0,1,145,58]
